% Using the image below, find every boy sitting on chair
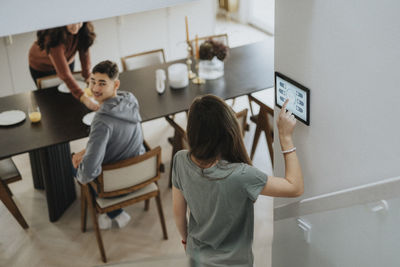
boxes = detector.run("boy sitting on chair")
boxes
[72,60,145,229]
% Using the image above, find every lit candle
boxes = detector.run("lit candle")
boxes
[185,16,189,42]
[195,34,199,59]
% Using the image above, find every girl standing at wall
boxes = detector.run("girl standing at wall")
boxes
[172,95,303,266]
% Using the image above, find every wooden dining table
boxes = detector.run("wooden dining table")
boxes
[0,39,274,222]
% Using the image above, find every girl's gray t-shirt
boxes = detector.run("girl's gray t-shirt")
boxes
[172,150,268,267]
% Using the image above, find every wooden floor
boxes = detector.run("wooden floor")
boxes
[0,94,274,267]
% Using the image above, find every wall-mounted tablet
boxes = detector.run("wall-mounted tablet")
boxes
[275,72,310,125]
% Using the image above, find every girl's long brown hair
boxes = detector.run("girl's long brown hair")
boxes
[187,94,251,165]
[37,22,96,54]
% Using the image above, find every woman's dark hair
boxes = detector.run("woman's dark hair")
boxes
[92,60,119,80]
[37,22,96,54]
[187,94,251,165]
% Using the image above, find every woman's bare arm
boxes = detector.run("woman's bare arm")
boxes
[261,99,303,197]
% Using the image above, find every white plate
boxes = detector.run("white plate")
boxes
[82,112,96,126]
[0,110,26,126]
[58,81,87,93]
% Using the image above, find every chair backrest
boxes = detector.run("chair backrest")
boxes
[0,158,21,184]
[188,33,229,57]
[91,146,161,198]
[37,72,84,89]
[121,49,166,71]
[248,94,274,135]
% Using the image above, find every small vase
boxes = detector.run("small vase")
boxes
[198,57,224,80]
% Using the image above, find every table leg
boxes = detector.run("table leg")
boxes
[29,151,45,190]
[29,143,76,222]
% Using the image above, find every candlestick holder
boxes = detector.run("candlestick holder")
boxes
[186,44,196,79]
[192,58,205,84]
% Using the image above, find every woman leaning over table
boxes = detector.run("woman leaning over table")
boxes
[28,22,99,111]
[172,95,303,266]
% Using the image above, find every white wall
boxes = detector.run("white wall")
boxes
[273,195,400,267]
[225,0,274,35]
[0,0,197,37]
[2,32,37,95]
[0,0,216,97]
[273,0,400,266]
[248,0,275,35]
[274,0,400,207]
[0,38,14,96]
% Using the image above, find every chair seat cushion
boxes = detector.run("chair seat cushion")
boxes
[96,182,158,208]
[0,158,20,181]
[102,155,158,192]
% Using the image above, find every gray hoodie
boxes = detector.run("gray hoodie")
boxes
[76,91,146,184]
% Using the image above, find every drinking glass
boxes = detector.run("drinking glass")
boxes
[28,101,41,123]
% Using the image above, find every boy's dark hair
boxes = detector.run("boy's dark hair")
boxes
[92,60,119,80]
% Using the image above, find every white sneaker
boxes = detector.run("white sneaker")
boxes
[114,211,131,228]
[98,214,112,230]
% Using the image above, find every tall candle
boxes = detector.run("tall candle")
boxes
[195,34,199,59]
[185,16,189,42]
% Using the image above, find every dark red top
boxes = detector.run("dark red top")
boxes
[29,34,91,99]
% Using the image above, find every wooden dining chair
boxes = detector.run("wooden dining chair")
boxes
[36,71,85,89]
[121,49,166,72]
[0,158,29,229]
[248,94,274,165]
[79,146,168,263]
[165,108,248,187]
[188,33,229,55]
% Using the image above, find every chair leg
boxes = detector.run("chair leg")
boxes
[264,117,274,166]
[3,183,13,197]
[144,199,150,211]
[168,157,173,188]
[266,133,274,166]
[155,194,168,240]
[251,109,274,165]
[85,186,107,263]
[247,95,255,117]
[159,163,165,173]
[257,110,274,166]
[250,123,262,160]
[81,186,87,232]
[169,132,182,188]
[0,181,28,229]
[231,97,236,107]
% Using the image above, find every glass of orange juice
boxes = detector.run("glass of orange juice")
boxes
[84,87,93,97]
[28,102,41,123]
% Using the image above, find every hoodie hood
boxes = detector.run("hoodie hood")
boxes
[97,91,141,123]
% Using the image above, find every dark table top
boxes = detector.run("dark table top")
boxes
[121,40,274,119]
[0,40,274,159]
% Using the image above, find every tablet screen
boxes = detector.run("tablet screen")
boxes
[275,72,310,125]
